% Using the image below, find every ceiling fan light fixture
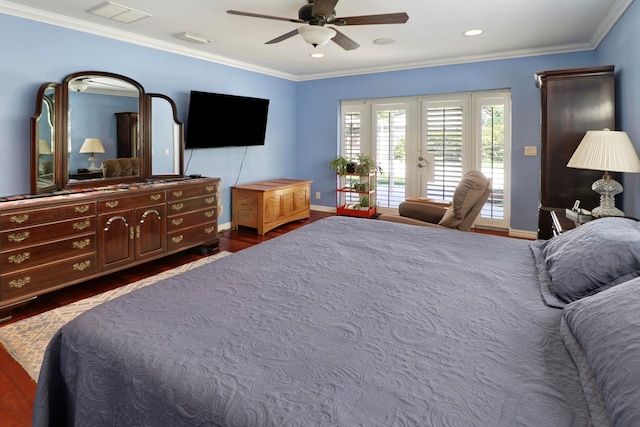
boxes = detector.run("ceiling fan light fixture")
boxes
[298,25,336,47]
[69,79,90,92]
[310,52,325,58]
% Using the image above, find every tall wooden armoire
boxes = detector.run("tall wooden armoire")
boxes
[535,66,616,238]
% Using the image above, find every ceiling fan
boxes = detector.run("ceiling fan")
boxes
[227,0,409,51]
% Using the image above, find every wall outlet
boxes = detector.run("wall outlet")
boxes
[524,146,538,156]
[315,192,321,200]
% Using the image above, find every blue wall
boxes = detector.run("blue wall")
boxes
[0,4,637,231]
[598,0,640,217]
[296,52,602,231]
[0,13,297,224]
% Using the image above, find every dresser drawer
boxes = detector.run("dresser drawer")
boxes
[167,224,218,251]
[98,192,165,212]
[166,182,218,201]
[0,217,95,250]
[167,208,217,232]
[1,254,97,301]
[0,202,96,230]
[0,233,95,271]
[167,195,217,215]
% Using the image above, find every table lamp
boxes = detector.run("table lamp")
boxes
[79,138,105,171]
[567,129,640,217]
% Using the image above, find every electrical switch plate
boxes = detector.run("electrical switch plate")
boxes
[524,146,537,156]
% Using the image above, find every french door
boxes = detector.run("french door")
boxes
[340,90,510,229]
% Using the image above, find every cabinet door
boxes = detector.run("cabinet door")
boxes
[99,211,135,270]
[135,205,166,260]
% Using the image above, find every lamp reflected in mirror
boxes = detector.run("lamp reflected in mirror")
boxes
[567,129,640,217]
[79,137,105,171]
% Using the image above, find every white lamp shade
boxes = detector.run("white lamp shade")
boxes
[79,138,105,154]
[298,25,336,47]
[38,139,52,155]
[567,130,640,173]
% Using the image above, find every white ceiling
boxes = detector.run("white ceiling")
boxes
[1,0,634,80]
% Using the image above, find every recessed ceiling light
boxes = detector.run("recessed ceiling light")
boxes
[464,29,484,36]
[310,52,325,58]
[173,32,213,44]
[373,38,395,45]
[88,1,151,24]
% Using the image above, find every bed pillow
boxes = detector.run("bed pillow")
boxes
[562,277,640,426]
[541,217,640,303]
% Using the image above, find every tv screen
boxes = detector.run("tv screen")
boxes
[185,90,269,149]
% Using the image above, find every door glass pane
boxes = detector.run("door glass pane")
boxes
[425,106,463,201]
[376,109,406,208]
[481,104,505,220]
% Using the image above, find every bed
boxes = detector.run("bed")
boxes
[33,216,640,426]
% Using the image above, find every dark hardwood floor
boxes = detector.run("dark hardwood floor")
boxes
[0,211,507,425]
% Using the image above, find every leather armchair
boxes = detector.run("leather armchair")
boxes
[379,170,492,231]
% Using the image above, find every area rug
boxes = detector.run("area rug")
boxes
[0,250,232,382]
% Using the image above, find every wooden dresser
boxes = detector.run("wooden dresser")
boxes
[231,179,312,235]
[0,177,219,322]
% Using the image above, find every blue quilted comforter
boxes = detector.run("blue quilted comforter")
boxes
[33,216,590,426]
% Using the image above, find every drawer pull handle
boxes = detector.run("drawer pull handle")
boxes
[205,185,215,192]
[73,260,91,271]
[205,197,215,205]
[205,227,215,234]
[9,277,30,289]
[75,205,90,213]
[172,191,183,197]
[73,220,91,231]
[10,214,29,224]
[150,194,161,201]
[8,253,30,264]
[8,232,30,243]
[172,203,184,212]
[105,201,119,208]
[171,218,184,226]
[172,235,184,244]
[204,210,215,218]
[130,227,134,240]
[73,239,91,249]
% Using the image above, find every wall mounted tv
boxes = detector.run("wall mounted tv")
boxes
[185,90,269,149]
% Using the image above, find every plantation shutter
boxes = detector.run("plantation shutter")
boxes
[424,105,464,201]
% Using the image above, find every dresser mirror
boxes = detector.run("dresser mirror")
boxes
[148,94,183,177]
[30,71,184,194]
[30,82,59,194]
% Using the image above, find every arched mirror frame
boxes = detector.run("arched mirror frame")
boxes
[30,71,185,194]
[30,82,60,194]
[61,71,146,189]
[146,93,184,178]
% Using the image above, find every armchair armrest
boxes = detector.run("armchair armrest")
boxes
[398,201,448,224]
[378,214,451,229]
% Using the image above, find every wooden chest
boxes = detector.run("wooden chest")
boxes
[231,179,312,235]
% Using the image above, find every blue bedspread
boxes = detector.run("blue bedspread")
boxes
[33,216,590,426]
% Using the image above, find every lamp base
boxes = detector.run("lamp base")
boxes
[591,173,624,218]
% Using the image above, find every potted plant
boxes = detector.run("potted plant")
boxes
[330,155,357,175]
[354,154,382,176]
[359,195,371,210]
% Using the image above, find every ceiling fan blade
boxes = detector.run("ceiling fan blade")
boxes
[331,28,360,51]
[265,29,300,45]
[333,12,409,26]
[312,0,339,20]
[227,10,303,24]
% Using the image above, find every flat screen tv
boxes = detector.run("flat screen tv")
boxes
[185,90,269,149]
